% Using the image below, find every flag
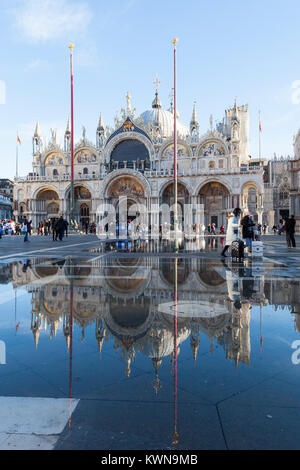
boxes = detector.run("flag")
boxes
[15,322,20,333]
[17,136,21,145]
[259,118,262,133]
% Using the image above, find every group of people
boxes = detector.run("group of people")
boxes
[0,220,27,238]
[221,209,297,256]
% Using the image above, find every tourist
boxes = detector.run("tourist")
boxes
[221,208,242,257]
[211,223,216,235]
[284,215,296,248]
[22,218,29,242]
[241,213,255,252]
[263,224,267,235]
[64,218,69,237]
[220,224,225,234]
[56,216,65,241]
[51,218,57,241]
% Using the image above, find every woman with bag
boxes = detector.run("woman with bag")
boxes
[221,208,242,257]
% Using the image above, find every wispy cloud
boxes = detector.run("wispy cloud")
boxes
[26,59,49,70]
[11,0,92,42]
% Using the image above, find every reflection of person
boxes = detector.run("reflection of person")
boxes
[221,208,242,257]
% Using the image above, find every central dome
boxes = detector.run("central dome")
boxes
[140,92,189,139]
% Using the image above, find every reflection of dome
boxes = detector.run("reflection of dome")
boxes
[136,324,190,359]
[140,92,189,139]
[110,303,150,329]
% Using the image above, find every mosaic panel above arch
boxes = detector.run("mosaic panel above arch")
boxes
[162,143,189,158]
[75,149,98,164]
[199,141,226,157]
[108,177,145,198]
[45,153,65,166]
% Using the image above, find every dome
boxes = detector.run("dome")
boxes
[140,92,189,139]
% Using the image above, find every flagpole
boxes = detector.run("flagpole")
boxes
[173,38,178,251]
[16,131,19,179]
[69,43,75,227]
[259,110,261,158]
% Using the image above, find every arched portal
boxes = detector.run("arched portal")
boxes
[106,175,147,238]
[161,182,189,231]
[198,182,230,228]
[67,186,92,228]
[35,189,60,224]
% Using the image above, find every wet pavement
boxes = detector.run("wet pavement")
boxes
[0,234,299,449]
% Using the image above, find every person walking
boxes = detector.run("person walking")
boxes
[221,208,242,257]
[22,218,29,242]
[241,213,255,253]
[56,216,65,241]
[284,215,296,248]
[51,218,58,241]
[63,218,69,238]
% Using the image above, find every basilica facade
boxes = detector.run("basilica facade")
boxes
[13,91,267,230]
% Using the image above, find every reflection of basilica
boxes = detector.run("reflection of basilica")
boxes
[5,256,299,390]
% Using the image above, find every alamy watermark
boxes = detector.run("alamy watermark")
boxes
[0,80,6,105]
[95,198,205,250]
[291,340,300,365]
[0,340,6,365]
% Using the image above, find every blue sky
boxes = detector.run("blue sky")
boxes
[1,0,300,179]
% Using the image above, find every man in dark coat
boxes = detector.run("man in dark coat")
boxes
[284,215,296,248]
[241,214,255,253]
[56,216,65,241]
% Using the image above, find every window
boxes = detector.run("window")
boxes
[83,168,88,175]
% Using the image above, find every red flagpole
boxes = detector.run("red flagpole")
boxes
[69,43,75,224]
[173,38,178,250]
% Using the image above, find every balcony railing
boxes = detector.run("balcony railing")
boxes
[14,164,263,183]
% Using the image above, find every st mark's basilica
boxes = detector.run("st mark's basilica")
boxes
[13,89,268,231]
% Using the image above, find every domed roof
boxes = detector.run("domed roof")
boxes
[140,92,189,139]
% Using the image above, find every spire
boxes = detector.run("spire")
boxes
[191,102,198,125]
[97,113,104,130]
[65,116,71,134]
[152,90,162,109]
[34,121,41,137]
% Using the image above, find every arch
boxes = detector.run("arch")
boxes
[33,185,59,200]
[106,175,145,199]
[44,152,65,166]
[241,181,259,193]
[64,183,93,200]
[102,169,151,199]
[159,140,191,159]
[197,139,228,157]
[104,132,155,164]
[36,188,59,200]
[159,258,190,286]
[195,178,232,196]
[110,138,150,169]
[159,178,192,198]
[75,148,98,164]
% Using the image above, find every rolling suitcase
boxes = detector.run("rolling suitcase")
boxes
[231,239,244,262]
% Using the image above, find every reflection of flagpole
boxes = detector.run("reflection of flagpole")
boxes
[259,303,263,356]
[14,289,17,335]
[68,260,74,431]
[172,258,179,447]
